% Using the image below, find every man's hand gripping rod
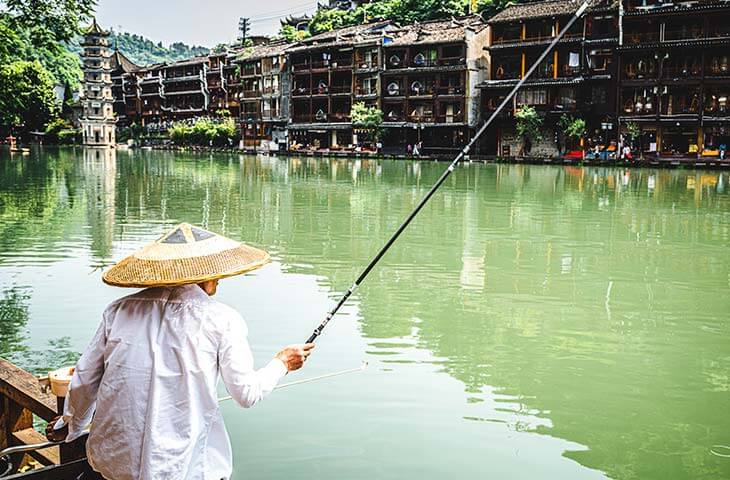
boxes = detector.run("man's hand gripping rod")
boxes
[305,0,590,344]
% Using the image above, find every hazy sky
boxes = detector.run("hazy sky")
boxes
[94,0,318,47]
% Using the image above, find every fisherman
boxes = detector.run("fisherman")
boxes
[46,223,314,480]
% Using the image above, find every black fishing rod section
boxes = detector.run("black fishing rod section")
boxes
[305,0,591,344]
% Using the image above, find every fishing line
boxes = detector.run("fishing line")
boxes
[711,445,730,458]
[304,0,592,344]
[0,363,368,464]
[218,362,368,402]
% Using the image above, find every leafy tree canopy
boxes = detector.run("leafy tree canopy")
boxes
[283,0,525,38]
[352,102,384,141]
[2,0,95,43]
[515,105,543,142]
[0,60,60,132]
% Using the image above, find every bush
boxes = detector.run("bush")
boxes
[515,106,543,154]
[44,118,71,143]
[58,128,80,144]
[168,117,238,146]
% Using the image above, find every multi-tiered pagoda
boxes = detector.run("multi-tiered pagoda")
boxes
[79,19,116,147]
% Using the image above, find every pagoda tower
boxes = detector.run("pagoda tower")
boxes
[79,19,116,147]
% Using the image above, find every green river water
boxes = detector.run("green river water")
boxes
[1,147,729,479]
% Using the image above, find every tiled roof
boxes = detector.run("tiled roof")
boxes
[385,15,487,46]
[110,50,139,73]
[164,56,210,68]
[239,40,295,61]
[488,0,616,24]
[86,18,108,35]
[288,20,394,51]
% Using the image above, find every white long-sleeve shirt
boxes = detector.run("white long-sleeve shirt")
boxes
[61,284,287,480]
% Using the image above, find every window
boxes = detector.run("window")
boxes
[516,88,548,105]
[591,86,608,105]
[589,49,613,72]
[556,87,577,108]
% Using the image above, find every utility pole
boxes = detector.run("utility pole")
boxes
[238,17,250,46]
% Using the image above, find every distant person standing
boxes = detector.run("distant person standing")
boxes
[720,142,727,160]
[407,144,413,156]
[413,142,420,157]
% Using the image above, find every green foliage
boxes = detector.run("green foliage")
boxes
[475,0,517,18]
[290,0,472,37]
[309,8,355,35]
[3,0,95,43]
[212,43,229,54]
[44,118,70,142]
[58,128,80,144]
[0,14,82,89]
[0,61,60,133]
[66,31,209,67]
[169,118,238,146]
[625,121,640,141]
[558,114,586,141]
[515,105,543,146]
[44,119,79,144]
[279,25,311,42]
[352,102,384,142]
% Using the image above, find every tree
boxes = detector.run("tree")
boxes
[515,105,542,155]
[624,121,641,157]
[557,114,586,153]
[0,61,60,134]
[279,25,310,42]
[2,0,96,43]
[351,102,384,143]
[0,14,82,90]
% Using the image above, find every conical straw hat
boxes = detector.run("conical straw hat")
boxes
[102,223,270,288]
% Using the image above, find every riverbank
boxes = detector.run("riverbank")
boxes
[135,145,730,170]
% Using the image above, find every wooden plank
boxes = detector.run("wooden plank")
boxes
[11,428,60,466]
[3,458,91,480]
[0,359,57,421]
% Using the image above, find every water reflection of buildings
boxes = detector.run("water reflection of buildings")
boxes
[82,148,116,263]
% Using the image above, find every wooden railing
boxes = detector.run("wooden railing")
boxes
[0,358,88,478]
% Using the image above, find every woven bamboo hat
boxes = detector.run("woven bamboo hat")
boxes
[102,223,270,288]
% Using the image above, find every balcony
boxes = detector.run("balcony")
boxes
[355,86,378,96]
[164,74,200,83]
[624,31,660,44]
[329,85,352,95]
[660,94,701,116]
[434,85,465,96]
[406,114,435,123]
[261,110,280,120]
[664,29,704,42]
[355,60,379,70]
[165,89,203,96]
[243,90,262,97]
[291,113,351,123]
[662,65,702,80]
[706,56,730,77]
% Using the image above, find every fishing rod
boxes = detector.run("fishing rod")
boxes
[0,363,368,473]
[305,0,591,344]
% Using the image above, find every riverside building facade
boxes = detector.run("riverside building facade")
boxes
[478,0,620,157]
[287,16,489,154]
[89,4,729,159]
[617,0,730,160]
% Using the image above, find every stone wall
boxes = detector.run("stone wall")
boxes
[499,126,560,158]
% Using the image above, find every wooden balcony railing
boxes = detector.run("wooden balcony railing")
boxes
[434,85,465,96]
